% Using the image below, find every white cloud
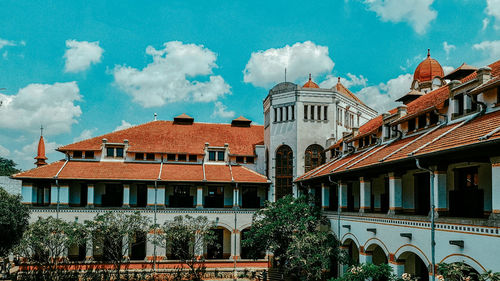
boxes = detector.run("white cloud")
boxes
[243,41,334,87]
[400,54,424,72]
[443,41,456,57]
[0,38,16,49]
[0,82,82,135]
[13,139,61,170]
[486,0,500,28]
[320,73,368,89]
[211,101,235,119]
[356,73,413,112]
[0,144,10,157]
[64,40,104,73]
[114,120,134,132]
[443,66,455,76]
[73,128,97,142]
[113,41,230,108]
[482,18,490,30]
[363,0,437,34]
[473,40,500,64]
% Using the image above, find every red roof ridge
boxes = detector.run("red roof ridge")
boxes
[12,159,65,178]
[236,165,269,180]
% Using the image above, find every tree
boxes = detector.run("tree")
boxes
[153,215,218,281]
[0,157,20,176]
[242,195,340,281]
[0,187,29,258]
[85,212,151,280]
[15,217,86,281]
[438,262,500,281]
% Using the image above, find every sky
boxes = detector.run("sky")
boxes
[1,0,500,170]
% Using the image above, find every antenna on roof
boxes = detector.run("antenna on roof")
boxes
[284,68,287,82]
[427,48,430,57]
[154,113,157,121]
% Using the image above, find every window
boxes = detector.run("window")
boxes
[135,153,145,160]
[217,151,224,161]
[305,144,325,172]
[497,86,500,104]
[106,147,114,157]
[310,105,314,120]
[189,155,197,162]
[457,167,479,189]
[174,186,190,196]
[236,156,245,163]
[73,151,82,159]
[275,145,293,199]
[178,154,187,161]
[116,148,124,158]
[364,136,370,147]
[317,106,321,120]
[304,105,308,120]
[418,114,427,129]
[324,106,328,120]
[209,151,216,161]
[291,105,295,120]
[455,93,464,116]
[167,154,176,161]
[469,94,478,112]
[280,107,283,122]
[285,106,289,121]
[246,156,255,164]
[106,147,124,158]
[384,125,391,139]
[274,108,278,122]
[408,118,416,132]
[146,153,155,161]
[429,111,439,125]
[85,151,94,159]
[359,138,364,148]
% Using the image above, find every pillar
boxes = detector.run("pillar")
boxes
[147,185,156,207]
[339,183,348,211]
[388,173,402,215]
[231,229,241,260]
[433,168,448,216]
[123,184,130,208]
[156,185,165,207]
[233,185,239,208]
[359,177,371,213]
[359,248,372,264]
[292,183,299,198]
[490,157,500,222]
[21,183,34,204]
[389,257,405,277]
[146,232,162,261]
[196,186,203,208]
[321,183,330,210]
[87,183,94,207]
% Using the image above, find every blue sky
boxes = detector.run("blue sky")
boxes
[1,0,500,170]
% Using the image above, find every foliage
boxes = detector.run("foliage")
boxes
[84,211,151,280]
[329,263,422,281]
[243,195,339,281]
[153,215,218,281]
[0,186,29,258]
[438,262,500,281]
[0,157,20,176]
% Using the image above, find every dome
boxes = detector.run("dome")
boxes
[302,74,319,88]
[413,49,444,82]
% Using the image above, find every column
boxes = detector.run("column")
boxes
[123,184,130,208]
[359,247,372,264]
[388,172,403,215]
[389,255,405,277]
[359,177,371,213]
[196,186,203,208]
[233,185,239,208]
[292,183,299,198]
[87,183,94,207]
[321,183,330,210]
[156,185,165,208]
[231,229,241,260]
[490,157,500,222]
[339,183,348,211]
[147,185,156,207]
[433,168,448,217]
[21,183,34,204]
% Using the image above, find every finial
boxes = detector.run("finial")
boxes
[309,73,312,81]
[40,125,44,137]
[338,77,341,83]
[284,68,287,82]
[427,48,430,58]
[154,113,157,121]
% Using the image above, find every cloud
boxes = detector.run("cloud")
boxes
[0,38,17,49]
[363,0,437,34]
[472,40,500,64]
[486,0,500,28]
[73,128,97,142]
[482,18,490,30]
[443,41,456,57]
[320,73,368,89]
[13,139,61,170]
[64,40,104,73]
[0,82,82,135]
[0,144,10,157]
[443,66,455,76]
[356,73,413,112]
[243,41,334,87]
[114,120,134,132]
[399,54,424,72]
[113,41,230,108]
[211,101,235,119]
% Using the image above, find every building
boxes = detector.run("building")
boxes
[296,56,500,279]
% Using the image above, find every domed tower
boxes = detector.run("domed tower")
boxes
[411,49,445,93]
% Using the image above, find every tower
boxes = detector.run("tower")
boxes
[411,49,444,94]
[34,126,47,167]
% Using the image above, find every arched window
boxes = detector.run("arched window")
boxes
[275,145,293,199]
[304,144,325,172]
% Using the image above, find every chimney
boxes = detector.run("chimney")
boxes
[477,67,492,84]
[397,105,407,117]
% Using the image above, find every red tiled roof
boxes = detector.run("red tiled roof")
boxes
[336,81,366,106]
[58,121,264,156]
[303,74,319,88]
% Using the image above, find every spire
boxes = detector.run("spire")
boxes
[427,48,430,58]
[338,77,341,83]
[309,73,312,81]
[34,126,48,167]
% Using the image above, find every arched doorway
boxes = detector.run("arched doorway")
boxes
[342,239,359,265]
[304,144,325,172]
[399,251,430,281]
[206,227,231,260]
[275,145,293,199]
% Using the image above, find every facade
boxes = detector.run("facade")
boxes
[297,57,500,279]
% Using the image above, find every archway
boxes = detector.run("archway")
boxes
[366,244,388,266]
[206,227,231,260]
[399,251,430,281]
[342,238,359,265]
[304,144,325,172]
[240,228,266,259]
[275,145,293,199]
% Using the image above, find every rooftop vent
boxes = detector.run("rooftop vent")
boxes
[173,113,194,125]
[231,116,252,127]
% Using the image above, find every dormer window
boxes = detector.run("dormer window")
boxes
[418,114,427,129]
[167,154,176,161]
[73,151,83,159]
[189,155,197,162]
[85,151,94,159]
[208,150,225,162]
[408,118,416,132]
[246,156,255,164]
[135,153,145,160]
[106,146,124,158]
[454,93,464,117]
[178,154,187,162]
[236,156,244,163]
[146,153,155,161]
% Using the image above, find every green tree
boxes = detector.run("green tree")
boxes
[0,157,20,176]
[153,215,218,281]
[438,262,500,281]
[0,187,29,258]
[243,195,341,281]
[15,217,86,281]
[85,212,151,280]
